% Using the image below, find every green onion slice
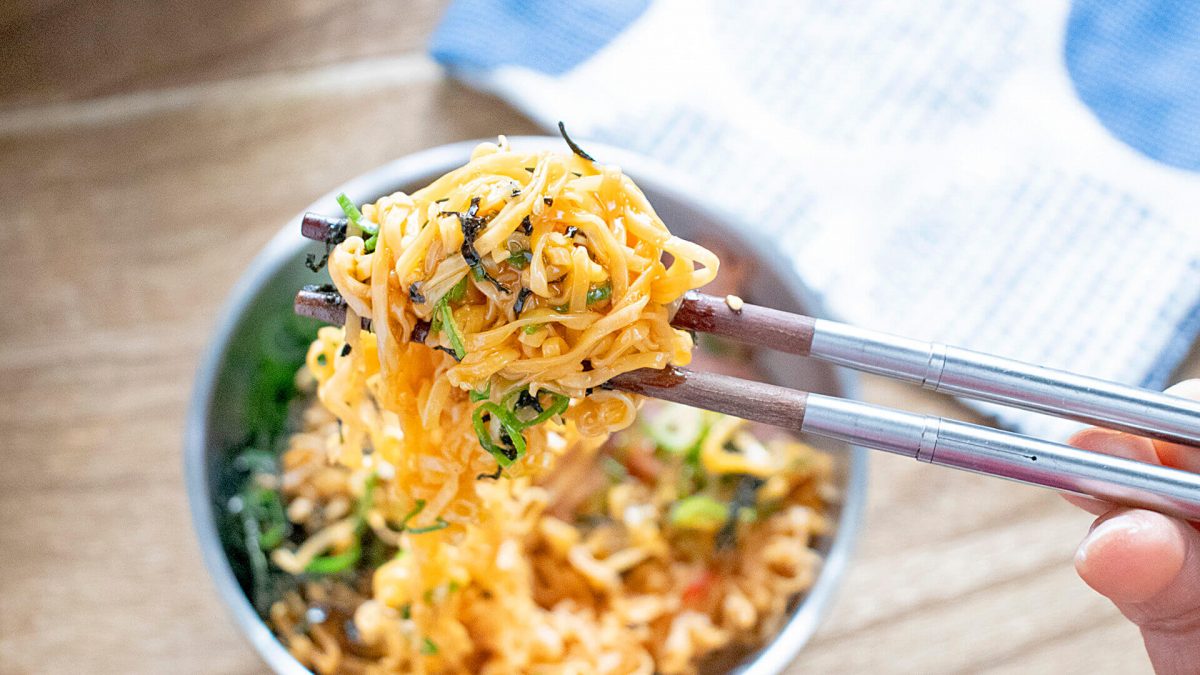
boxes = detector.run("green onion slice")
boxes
[438,301,466,359]
[305,541,362,574]
[643,403,705,454]
[586,281,612,305]
[669,495,730,531]
[472,402,527,467]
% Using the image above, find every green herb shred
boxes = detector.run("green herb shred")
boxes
[586,281,612,305]
[438,301,467,359]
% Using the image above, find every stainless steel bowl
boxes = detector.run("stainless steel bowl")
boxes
[185,137,868,674]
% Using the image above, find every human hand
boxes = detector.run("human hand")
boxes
[1066,380,1200,674]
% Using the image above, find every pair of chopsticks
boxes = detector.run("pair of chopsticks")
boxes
[295,213,1200,521]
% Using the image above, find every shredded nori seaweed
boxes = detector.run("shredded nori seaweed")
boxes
[558,121,596,162]
[519,215,533,236]
[515,389,545,414]
[476,465,503,481]
[715,475,765,550]
[340,343,352,357]
[513,287,533,316]
[408,282,426,305]
[432,345,462,361]
[449,197,511,294]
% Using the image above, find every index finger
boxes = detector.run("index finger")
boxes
[1153,379,1200,473]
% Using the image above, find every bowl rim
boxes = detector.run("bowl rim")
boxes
[185,136,868,675]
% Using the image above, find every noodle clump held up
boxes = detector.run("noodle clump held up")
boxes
[316,135,718,524]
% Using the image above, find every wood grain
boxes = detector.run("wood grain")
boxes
[611,367,808,429]
[0,2,1185,673]
[673,291,817,356]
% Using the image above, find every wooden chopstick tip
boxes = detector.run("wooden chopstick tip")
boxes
[301,212,347,243]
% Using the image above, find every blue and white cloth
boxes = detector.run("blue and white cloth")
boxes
[431,0,1200,440]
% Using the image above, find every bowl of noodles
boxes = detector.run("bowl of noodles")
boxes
[186,136,868,674]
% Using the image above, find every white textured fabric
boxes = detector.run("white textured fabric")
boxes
[445,0,1200,439]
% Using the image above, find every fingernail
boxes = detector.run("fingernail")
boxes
[1077,515,1141,567]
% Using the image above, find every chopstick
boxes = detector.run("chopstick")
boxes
[301,211,1200,447]
[292,284,1200,522]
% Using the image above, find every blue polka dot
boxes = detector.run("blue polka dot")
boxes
[1065,0,1200,172]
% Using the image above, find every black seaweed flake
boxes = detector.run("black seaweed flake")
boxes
[581,359,593,372]
[564,226,578,238]
[432,345,462,361]
[340,343,352,357]
[511,187,521,198]
[558,121,596,162]
[716,475,765,550]
[519,216,533,236]
[514,287,533,316]
[516,389,545,414]
[304,252,328,273]
[476,465,503,481]
[497,428,519,461]
[543,197,554,207]
[450,197,511,294]
[435,197,449,204]
[411,319,431,344]
[408,282,426,305]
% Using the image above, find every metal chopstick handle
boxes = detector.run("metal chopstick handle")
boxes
[808,319,1200,446]
[801,394,1200,521]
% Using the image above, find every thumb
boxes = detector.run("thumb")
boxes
[1076,508,1200,673]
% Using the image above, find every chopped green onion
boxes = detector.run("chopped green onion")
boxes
[516,391,569,428]
[408,518,450,535]
[643,403,705,454]
[421,637,439,655]
[336,193,379,252]
[469,384,492,402]
[586,281,612,305]
[258,520,287,550]
[336,193,364,227]
[523,323,542,335]
[669,495,730,531]
[507,250,532,269]
[472,402,527,466]
[305,472,378,575]
[399,500,426,529]
[305,541,362,574]
[439,301,466,359]
[444,276,468,304]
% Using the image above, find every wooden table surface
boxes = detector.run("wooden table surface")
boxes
[3,2,1195,673]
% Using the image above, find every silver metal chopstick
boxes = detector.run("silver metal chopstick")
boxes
[673,293,1200,446]
[613,368,1200,521]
